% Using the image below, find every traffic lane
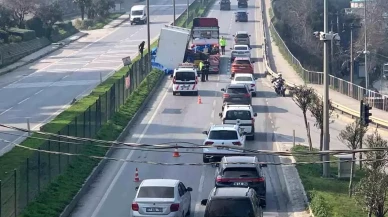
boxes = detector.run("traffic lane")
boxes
[70,77,221,217]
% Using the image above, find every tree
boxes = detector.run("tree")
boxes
[90,0,115,19]
[338,119,367,197]
[0,5,13,29]
[73,0,92,20]
[35,2,63,29]
[355,130,388,217]
[4,0,37,28]
[308,93,334,154]
[292,85,315,150]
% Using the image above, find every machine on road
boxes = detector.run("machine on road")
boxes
[215,156,267,207]
[220,0,231,10]
[237,0,248,8]
[219,104,257,139]
[170,63,199,96]
[231,73,257,96]
[130,5,148,25]
[131,179,192,217]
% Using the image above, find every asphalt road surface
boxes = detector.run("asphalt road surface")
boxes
[70,1,295,217]
[0,0,195,155]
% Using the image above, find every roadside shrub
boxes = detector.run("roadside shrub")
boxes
[309,190,331,217]
[0,30,9,43]
[26,17,45,37]
[8,28,36,41]
[8,35,22,43]
[74,19,94,30]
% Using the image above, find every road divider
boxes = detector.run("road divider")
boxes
[260,0,388,129]
[0,0,217,216]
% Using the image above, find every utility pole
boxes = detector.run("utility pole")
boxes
[330,20,334,76]
[322,0,330,178]
[187,0,190,27]
[350,24,354,86]
[146,0,151,74]
[336,11,340,33]
[364,0,368,91]
[173,0,176,25]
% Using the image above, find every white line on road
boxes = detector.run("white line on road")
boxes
[90,82,173,217]
[18,98,30,105]
[34,90,43,95]
[194,167,206,217]
[210,110,214,119]
[0,107,13,116]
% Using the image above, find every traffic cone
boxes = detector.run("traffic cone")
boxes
[173,145,180,157]
[134,168,140,182]
[198,95,202,104]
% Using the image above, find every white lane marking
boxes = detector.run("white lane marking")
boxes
[0,107,13,116]
[34,90,43,95]
[212,100,216,107]
[90,82,173,217]
[194,167,206,217]
[210,110,214,119]
[18,98,30,105]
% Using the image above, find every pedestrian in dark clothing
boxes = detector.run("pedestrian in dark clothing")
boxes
[199,60,206,82]
[203,58,210,81]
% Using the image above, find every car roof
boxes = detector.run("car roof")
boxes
[222,156,257,168]
[213,187,250,197]
[210,124,238,131]
[227,83,248,88]
[236,31,249,34]
[140,179,179,187]
[175,68,196,73]
[234,57,251,60]
[234,44,249,48]
[224,105,252,111]
[132,5,146,10]
[234,73,253,77]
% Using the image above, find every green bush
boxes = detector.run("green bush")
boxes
[8,28,36,41]
[8,35,22,43]
[26,17,45,38]
[74,19,94,30]
[309,190,331,217]
[0,29,9,43]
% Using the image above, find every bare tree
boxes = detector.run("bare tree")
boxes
[73,0,92,20]
[4,0,37,28]
[338,119,367,197]
[355,130,388,217]
[308,93,334,153]
[292,85,314,150]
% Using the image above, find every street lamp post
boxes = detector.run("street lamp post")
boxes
[173,0,176,25]
[187,0,190,27]
[364,0,368,91]
[146,0,151,74]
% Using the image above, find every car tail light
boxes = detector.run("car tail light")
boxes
[232,141,242,146]
[172,77,176,84]
[251,177,265,182]
[132,203,139,211]
[170,203,180,212]
[250,84,255,87]
[205,141,214,145]
[216,175,230,182]
[244,93,250,97]
[223,93,230,98]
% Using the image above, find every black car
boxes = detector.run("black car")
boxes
[201,187,264,217]
[235,11,248,22]
[238,0,248,8]
[215,156,267,207]
[220,0,231,10]
[221,84,253,110]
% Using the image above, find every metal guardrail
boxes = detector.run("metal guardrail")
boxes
[261,1,388,128]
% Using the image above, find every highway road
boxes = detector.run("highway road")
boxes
[70,1,295,217]
[0,0,196,155]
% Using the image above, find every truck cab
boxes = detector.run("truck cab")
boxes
[220,0,231,10]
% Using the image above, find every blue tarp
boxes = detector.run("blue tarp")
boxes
[151,47,157,55]
[151,62,174,75]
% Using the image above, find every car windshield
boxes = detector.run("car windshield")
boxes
[235,46,248,51]
[234,60,251,65]
[206,198,254,217]
[208,130,238,140]
[175,71,196,80]
[235,76,252,81]
[237,12,247,16]
[225,110,251,120]
[137,187,174,198]
[226,87,248,94]
[132,10,143,16]
[222,167,259,178]
[236,34,249,38]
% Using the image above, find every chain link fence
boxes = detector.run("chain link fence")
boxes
[268,14,388,112]
[0,55,150,217]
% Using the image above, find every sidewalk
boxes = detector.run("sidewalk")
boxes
[0,13,129,76]
[262,0,388,124]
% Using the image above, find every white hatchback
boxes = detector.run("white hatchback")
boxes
[132,179,192,217]
[230,44,251,59]
[231,73,257,96]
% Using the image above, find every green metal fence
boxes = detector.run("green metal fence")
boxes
[0,55,150,217]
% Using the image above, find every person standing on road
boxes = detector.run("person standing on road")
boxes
[219,36,226,55]
[199,60,206,82]
[203,58,210,81]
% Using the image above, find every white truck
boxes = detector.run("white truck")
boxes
[155,25,191,70]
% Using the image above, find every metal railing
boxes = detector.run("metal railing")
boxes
[0,55,151,217]
[267,10,388,112]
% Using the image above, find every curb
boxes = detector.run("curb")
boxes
[0,32,89,76]
[59,73,166,217]
[104,14,130,29]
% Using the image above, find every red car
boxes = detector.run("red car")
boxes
[231,57,254,77]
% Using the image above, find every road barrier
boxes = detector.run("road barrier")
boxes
[261,0,388,129]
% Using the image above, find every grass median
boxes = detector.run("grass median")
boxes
[292,145,366,217]
[19,69,163,217]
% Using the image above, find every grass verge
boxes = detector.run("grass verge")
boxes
[19,69,163,217]
[292,145,366,217]
[73,12,125,30]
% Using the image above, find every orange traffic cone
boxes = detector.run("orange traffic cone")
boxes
[198,95,202,104]
[173,145,180,157]
[134,168,140,182]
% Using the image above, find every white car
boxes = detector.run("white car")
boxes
[202,124,247,163]
[132,179,192,217]
[231,73,257,96]
[230,44,251,60]
[170,63,199,96]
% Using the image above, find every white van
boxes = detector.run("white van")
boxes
[130,5,147,25]
[170,63,199,96]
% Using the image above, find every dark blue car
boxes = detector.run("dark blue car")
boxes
[235,11,248,22]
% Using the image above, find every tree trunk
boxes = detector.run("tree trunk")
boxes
[348,153,355,197]
[303,112,313,150]
[81,6,85,20]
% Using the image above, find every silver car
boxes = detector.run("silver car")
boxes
[233,31,251,47]
[231,44,251,60]
[132,179,192,217]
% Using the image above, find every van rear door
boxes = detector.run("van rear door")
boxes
[223,110,253,133]
[175,71,196,91]
[204,198,255,217]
